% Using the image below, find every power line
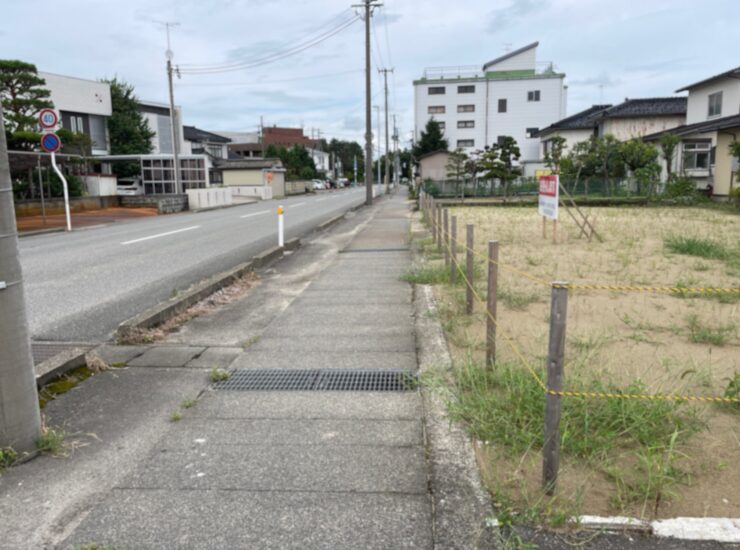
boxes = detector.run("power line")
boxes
[175,69,364,87]
[179,14,360,75]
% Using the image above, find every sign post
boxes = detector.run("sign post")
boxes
[38,111,71,232]
[538,175,559,243]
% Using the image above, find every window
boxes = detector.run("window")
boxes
[457,139,475,148]
[497,135,507,146]
[69,115,83,133]
[437,121,446,132]
[708,92,722,117]
[457,104,475,113]
[457,120,475,129]
[428,86,446,95]
[526,127,539,138]
[428,105,445,114]
[457,85,475,94]
[498,98,507,113]
[527,90,541,102]
[88,115,107,150]
[683,141,711,170]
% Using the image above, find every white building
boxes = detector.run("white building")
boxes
[138,99,185,155]
[413,42,567,173]
[307,147,330,173]
[39,71,112,155]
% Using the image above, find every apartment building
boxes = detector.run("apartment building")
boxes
[413,42,567,173]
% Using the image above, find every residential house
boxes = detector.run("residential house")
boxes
[225,126,318,158]
[40,71,112,155]
[536,104,611,158]
[413,42,567,175]
[183,125,231,184]
[308,147,330,173]
[592,97,686,140]
[644,67,740,198]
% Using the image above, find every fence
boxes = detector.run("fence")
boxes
[418,190,740,495]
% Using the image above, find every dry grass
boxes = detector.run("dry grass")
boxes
[422,205,739,520]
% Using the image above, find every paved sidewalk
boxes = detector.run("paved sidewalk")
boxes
[62,192,434,548]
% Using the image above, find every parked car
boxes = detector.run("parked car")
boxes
[338,178,349,188]
[312,179,325,190]
[117,176,144,196]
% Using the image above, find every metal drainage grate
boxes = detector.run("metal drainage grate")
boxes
[214,369,417,392]
[31,341,94,366]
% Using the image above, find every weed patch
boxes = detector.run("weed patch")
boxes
[686,314,736,346]
[209,368,231,383]
[664,235,729,260]
[0,447,17,473]
[35,427,66,455]
[401,263,451,285]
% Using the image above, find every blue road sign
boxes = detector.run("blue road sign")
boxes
[40,133,61,153]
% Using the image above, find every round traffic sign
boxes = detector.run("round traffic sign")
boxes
[38,108,58,129]
[40,133,61,153]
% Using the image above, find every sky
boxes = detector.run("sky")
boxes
[1,0,736,153]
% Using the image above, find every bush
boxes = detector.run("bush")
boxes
[422,179,439,197]
[664,175,697,201]
[730,187,740,208]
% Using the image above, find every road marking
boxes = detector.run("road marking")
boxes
[240,210,270,219]
[290,202,306,208]
[121,225,200,245]
[316,197,328,202]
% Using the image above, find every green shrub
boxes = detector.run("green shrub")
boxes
[664,235,729,260]
[664,175,697,200]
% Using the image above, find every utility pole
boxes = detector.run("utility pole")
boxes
[392,114,400,187]
[378,67,393,195]
[373,105,381,186]
[0,106,42,453]
[354,0,382,206]
[163,22,182,194]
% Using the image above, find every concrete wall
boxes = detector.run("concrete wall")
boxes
[186,188,233,210]
[83,175,118,197]
[120,194,188,214]
[686,77,740,125]
[483,47,536,72]
[15,195,119,217]
[40,72,112,118]
[231,186,273,200]
[713,131,737,197]
[419,152,450,181]
[223,169,262,186]
[285,181,310,195]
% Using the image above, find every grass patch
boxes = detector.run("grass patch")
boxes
[170,411,183,422]
[686,314,736,346]
[209,368,231,383]
[720,372,740,413]
[35,427,66,455]
[401,263,451,285]
[181,398,196,409]
[498,286,542,311]
[0,447,17,473]
[664,235,729,260]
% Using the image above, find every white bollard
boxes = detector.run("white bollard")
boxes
[277,205,284,248]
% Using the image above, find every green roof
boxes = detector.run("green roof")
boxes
[413,72,565,86]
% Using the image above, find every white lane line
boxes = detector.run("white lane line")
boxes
[121,225,200,245]
[316,197,328,202]
[290,202,306,208]
[240,210,270,219]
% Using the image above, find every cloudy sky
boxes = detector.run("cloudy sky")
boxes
[2,0,736,152]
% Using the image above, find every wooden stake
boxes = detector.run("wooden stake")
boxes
[437,204,442,254]
[543,281,568,495]
[443,208,449,267]
[542,215,546,239]
[486,240,499,368]
[450,215,458,284]
[465,224,474,314]
[553,219,558,244]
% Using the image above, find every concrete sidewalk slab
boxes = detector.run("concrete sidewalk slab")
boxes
[93,343,151,365]
[127,345,206,368]
[229,350,417,370]
[188,391,422,420]
[119,444,427,493]
[185,346,242,369]
[63,490,433,550]
[155,417,422,447]
[250,334,415,353]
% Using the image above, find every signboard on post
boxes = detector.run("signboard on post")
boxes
[40,133,61,153]
[538,175,559,220]
[38,108,58,130]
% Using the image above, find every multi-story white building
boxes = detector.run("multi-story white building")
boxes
[413,42,567,174]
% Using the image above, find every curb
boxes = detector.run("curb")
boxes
[413,276,497,547]
[35,347,89,386]
[116,258,257,341]
[575,515,740,543]
[18,227,65,238]
[253,246,283,268]
[317,214,346,232]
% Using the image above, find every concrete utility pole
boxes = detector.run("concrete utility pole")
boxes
[355,0,382,205]
[373,105,381,186]
[0,106,42,453]
[378,67,393,195]
[392,114,400,186]
[164,22,182,194]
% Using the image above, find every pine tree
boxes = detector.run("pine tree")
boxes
[0,60,53,150]
[412,118,448,158]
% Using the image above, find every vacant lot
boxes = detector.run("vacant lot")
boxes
[412,204,739,522]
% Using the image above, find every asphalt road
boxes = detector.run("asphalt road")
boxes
[19,187,379,342]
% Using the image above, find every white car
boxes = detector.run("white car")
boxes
[312,179,325,190]
[117,176,145,196]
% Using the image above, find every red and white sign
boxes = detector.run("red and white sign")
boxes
[538,175,559,220]
[38,109,58,130]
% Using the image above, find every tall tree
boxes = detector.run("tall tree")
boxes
[445,148,469,198]
[104,78,154,155]
[544,135,567,174]
[412,118,448,158]
[324,138,364,179]
[0,60,53,150]
[620,138,659,196]
[479,137,521,197]
[659,133,680,178]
